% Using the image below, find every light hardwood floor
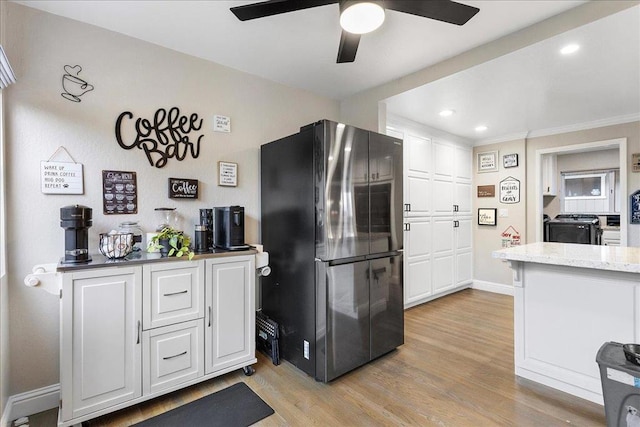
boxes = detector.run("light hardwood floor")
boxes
[32,289,606,426]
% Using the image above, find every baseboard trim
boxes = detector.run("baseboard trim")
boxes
[472,280,514,296]
[1,384,59,427]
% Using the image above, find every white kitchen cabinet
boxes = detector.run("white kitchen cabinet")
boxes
[205,255,256,374]
[58,253,256,427]
[404,217,432,304]
[60,266,142,421]
[425,216,472,296]
[396,128,473,309]
[542,154,558,196]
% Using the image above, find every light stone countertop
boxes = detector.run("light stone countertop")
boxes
[492,242,640,274]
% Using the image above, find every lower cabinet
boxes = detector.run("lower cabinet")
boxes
[59,254,256,427]
[60,266,142,421]
[205,256,255,374]
[404,216,472,308]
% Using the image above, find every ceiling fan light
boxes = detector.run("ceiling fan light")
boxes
[340,2,385,35]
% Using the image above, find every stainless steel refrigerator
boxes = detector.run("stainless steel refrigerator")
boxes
[260,119,403,382]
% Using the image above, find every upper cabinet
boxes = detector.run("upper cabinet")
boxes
[542,154,557,196]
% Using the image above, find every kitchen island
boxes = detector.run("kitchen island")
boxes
[493,242,640,405]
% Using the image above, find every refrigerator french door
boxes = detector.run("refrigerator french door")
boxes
[315,253,403,382]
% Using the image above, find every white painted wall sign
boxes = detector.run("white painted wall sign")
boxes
[218,161,237,186]
[41,161,84,194]
[499,176,520,204]
[213,115,231,133]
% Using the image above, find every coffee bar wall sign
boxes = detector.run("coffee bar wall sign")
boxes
[41,146,84,194]
[41,161,84,194]
[115,107,204,169]
[218,161,238,187]
[102,170,137,215]
[499,176,520,204]
[169,178,199,199]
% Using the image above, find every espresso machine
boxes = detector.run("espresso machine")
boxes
[60,205,92,264]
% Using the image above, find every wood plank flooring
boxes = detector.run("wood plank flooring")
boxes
[34,289,606,426]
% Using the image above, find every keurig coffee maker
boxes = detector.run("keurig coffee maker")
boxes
[214,206,248,250]
[60,205,92,264]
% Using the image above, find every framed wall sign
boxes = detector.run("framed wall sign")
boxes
[168,177,199,199]
[218,161,238,187]
[499,176,520,204]
[478,208,497,226]
[631,190,640,224]
[503,153,519,168]
[102,170,137,215]
[477,151,498,173]
[477,185,495,198]
[41,161,84,194]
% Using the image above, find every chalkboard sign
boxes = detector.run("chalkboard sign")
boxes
[631,190,640,224]
[103,170,137,215]
[168,178,199,199]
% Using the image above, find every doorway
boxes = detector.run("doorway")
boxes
[535,138,627,245]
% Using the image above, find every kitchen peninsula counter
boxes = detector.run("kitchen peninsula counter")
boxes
[493,242,640,405]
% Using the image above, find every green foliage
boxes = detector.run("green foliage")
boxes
[148,227,195,260]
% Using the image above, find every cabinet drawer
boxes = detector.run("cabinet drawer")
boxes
[143,319,204,395]
[143,261,204,329]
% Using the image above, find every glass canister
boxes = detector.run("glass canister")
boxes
[118,221,144,251]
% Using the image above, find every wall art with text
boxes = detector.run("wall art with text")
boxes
[115,107,204,168]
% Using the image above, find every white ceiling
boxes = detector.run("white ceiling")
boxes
[11,1,640,142]
[385,4,640,142]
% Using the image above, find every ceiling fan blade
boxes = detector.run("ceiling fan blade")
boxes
[337,30,360,63]
[385,0,480,26]
[231,0,338,21]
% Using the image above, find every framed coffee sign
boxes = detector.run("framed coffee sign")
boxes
[168,178,199,199]
[102,170,137,215]
[477,185,495,198]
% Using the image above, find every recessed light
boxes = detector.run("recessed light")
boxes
[560,44,580,55]
[439,109,455,117]
[475,125,488,132]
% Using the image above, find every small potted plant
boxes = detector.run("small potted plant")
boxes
[148,227,195,260]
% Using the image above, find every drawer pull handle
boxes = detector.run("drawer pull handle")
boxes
[208,306,212,327]
[163,351,187,360]
[163,290,188,296]
[136,320,141,345]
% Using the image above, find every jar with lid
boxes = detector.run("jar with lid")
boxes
[118,221,144,251]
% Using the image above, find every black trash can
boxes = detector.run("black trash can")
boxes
[596,342,640,427]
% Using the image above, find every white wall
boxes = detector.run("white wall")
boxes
[4,2,339,396]
[473,139,527,288]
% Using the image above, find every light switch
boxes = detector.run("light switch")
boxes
[499,209,509,218]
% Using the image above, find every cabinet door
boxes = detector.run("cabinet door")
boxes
[432,217,454,293]
[542,154,557,196]
[433,141,454,182]
[143,260,204,330]
[455,217,473,286]
[205,256,255,374]
[404,218,432,305]
[60,267,142,421]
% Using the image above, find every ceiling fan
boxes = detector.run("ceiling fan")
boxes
[230,0,480,63]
